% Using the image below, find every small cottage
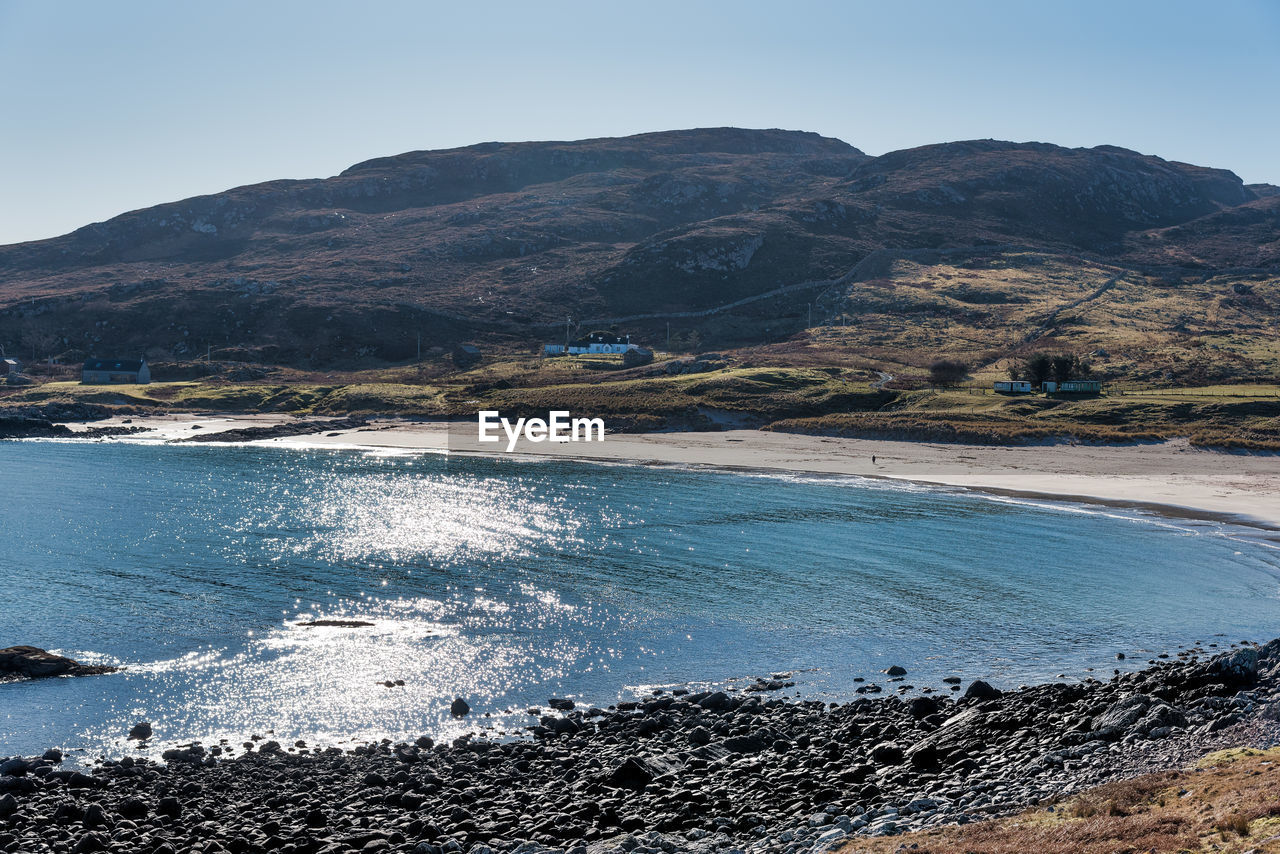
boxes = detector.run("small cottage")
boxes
[451,344,482,369]
[993,380,1032,394]
[0,358,19,376]
[82,357,151,385]
[546,332,640,356]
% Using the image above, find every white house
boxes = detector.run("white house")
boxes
[546,332,640,356]
[0,358,19,376]
[82,357,151,384]
[993,380,1032,393]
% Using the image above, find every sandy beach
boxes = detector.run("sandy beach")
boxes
[68,413,1280,531]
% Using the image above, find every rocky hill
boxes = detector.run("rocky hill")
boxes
[0,128,1275,369]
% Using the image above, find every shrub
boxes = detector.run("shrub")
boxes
[928,359,969,387]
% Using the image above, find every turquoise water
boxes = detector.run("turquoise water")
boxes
[2,440,1279,761]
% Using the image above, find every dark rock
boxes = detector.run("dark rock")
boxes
[698,691,731,711]
[884,665,908,677]
[450,698,471,717]
[605,757,655,791]
[72,832,109,853]
[0,776,32,794]
[1210,647,1258,684]
[722,734,768,754]
[907,742,939,769]
[870,742,905,764]
[128,721,153,740]
[0,415,74,440]
[68,771,104,789]
[908,696,938,718]
[161,744,206,763]
[963,679,1002,701]
[0,758,28,776]
[0,646,118,680]
[117,797,148,820]
[1206,713,1240,733]
[549,717,580,736]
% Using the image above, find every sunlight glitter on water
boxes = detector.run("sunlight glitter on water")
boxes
[254,468,586,565]
[73,582,607,761]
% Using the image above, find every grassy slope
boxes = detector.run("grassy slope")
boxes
[838,747,1280,854]
[752,251,1280,388]
[5,362,1280,449]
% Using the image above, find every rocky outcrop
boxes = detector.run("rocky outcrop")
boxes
[0,416,73,439]
[0,647,117,681]
[172,417,368,443]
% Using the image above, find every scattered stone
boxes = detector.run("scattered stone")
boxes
[870,742,905,764]
[963,679,1003,701]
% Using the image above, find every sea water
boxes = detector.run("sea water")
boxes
[2,440,1278,761]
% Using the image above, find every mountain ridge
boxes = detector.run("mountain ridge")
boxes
[0,127,1276,371]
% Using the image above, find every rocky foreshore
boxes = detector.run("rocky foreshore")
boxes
[0,416,146,442]
[3,641,1280,854]
[171,417,369,444]
[0,403,152,441]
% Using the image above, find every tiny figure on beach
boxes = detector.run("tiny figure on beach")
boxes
[871,455,877,465]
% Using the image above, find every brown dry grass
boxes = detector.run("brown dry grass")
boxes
[6,361,1280,449]
[838,747,1280,854]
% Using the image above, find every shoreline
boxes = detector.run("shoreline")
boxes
[52,413,1280,532]
[3,641,1278,853]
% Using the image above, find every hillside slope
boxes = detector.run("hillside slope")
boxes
[0,128,1276,372]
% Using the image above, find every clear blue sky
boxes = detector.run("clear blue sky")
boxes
[1,0,1276,246]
